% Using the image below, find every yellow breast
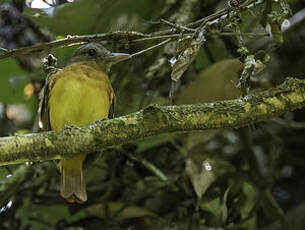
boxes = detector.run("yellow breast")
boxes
[48,61,114,131]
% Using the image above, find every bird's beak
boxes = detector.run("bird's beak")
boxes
[105,53,131,64]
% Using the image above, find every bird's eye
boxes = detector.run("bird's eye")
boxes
[88,48,97,56]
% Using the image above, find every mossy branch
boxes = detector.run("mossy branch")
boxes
[0,77,304,166]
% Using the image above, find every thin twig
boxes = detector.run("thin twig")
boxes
[207,31,269,37]
[189,8,228,28]
[0,31,149,60]
[126,153,168,181]
[160,19,196,32]
[272,118,305,129]
[132,34,192,42]
[130,39,172,58]
[0,0,264,61]
[0,47,8,52]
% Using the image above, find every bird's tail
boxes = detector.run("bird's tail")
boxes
[60,156,87,203]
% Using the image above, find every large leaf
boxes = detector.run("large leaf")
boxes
[175,58,242,104]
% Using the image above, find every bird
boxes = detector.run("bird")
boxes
[38,43,130,203]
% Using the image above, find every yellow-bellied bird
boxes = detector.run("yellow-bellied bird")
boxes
[39,43,130,203]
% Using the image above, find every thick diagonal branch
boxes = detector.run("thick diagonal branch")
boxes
[0,77,304,166]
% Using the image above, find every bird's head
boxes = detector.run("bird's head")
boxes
[69,43,130,72]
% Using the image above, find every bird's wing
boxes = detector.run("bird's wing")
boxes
[38,71,58,131]
[38,84,51,131]
[108,93,116,119]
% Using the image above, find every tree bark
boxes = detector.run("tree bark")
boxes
[0,77,304,166]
